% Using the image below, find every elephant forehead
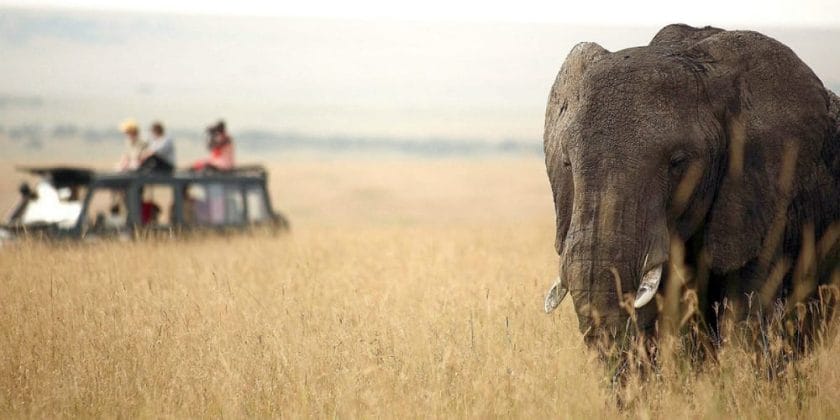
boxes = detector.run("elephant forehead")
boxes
[557,48,712,157]
[570,74,701,146]
[584,47,694,88]
[578,51,702,113]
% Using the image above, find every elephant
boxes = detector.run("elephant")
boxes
[542,24,840,349]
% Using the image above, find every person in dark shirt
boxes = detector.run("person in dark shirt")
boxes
[139,121,175,174]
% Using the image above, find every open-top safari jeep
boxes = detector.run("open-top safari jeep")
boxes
[1,165,289,242]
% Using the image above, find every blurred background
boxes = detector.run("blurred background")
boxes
[2,1,840,160]
[1,0,839,225]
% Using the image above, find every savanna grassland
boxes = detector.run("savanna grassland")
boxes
[2,158,840,418]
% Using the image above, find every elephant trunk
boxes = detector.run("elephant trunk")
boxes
[563,237,660,340]
[546,182,669,344]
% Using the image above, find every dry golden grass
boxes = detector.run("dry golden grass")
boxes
[1,157,840,418]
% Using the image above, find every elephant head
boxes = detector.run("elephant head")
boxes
[543,24,840,346]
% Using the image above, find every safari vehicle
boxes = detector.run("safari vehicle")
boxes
[0,165,289,242]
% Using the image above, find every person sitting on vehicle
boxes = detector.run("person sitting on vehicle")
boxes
[138,121,175,174]
[117,119,147,171]
[191,120,235,171]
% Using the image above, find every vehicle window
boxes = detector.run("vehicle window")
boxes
[224,185,245,224]
[57,185,85,203]
[189,184,213,224]
[186,184,211,225]
[86,187,126,231]
[140,184,174,227]
[246,186,269,222]
[187,183,245,225]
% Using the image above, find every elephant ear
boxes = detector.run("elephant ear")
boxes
[545,42,608,254]
[689,31,832,273]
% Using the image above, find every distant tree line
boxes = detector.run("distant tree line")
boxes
[0,123,542,157]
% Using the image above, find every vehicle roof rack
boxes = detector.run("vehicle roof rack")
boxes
[190,164,267,177]
[15,166,95,188]
[15,164,270,186]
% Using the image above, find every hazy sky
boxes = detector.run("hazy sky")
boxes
[4,0,840,27]
[1,4,839,156]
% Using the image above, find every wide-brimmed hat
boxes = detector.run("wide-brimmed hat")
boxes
[119,118,139,134]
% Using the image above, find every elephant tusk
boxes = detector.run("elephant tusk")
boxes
[544,276,568,314]
[633,264,662,308]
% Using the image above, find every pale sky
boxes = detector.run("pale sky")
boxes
[2,0,839,146]
[3,0,840,27]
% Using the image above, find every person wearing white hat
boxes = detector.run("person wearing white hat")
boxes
[116,118,147,171]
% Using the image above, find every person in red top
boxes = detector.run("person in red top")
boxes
[192,120,235,171]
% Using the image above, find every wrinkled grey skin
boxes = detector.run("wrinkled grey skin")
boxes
[544,24,840,344]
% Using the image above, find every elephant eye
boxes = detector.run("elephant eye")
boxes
[669,153,689,173]
[563,158,571,168]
